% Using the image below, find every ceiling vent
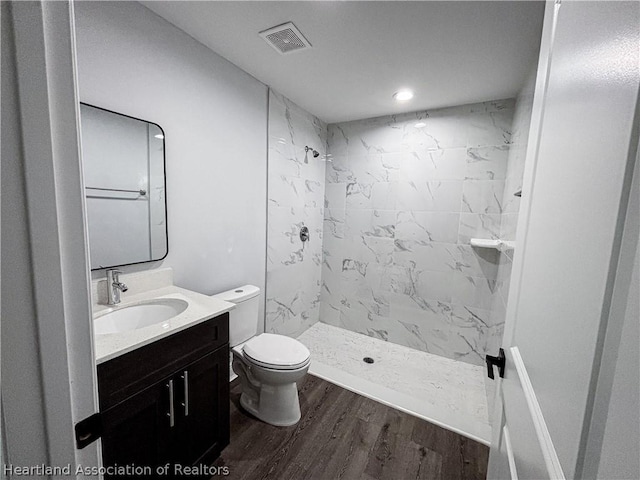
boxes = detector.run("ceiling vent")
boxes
[259,22,312,55]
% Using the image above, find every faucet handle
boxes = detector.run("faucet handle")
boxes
[105,269,127,305]
[107,268,121,279]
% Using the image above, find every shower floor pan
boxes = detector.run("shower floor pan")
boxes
[297,322,492,445]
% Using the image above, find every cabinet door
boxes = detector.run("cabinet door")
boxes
[177,345,230,466]
[101,378,175,478]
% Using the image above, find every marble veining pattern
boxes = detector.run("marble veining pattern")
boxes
[266,90,327,337]
[298,322,491,444]
[321,99,515,366]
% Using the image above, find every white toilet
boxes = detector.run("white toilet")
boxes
[212,285,311,427]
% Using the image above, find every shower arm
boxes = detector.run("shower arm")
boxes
[304,145,320,158]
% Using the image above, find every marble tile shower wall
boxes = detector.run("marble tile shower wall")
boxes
[321,100,515,366]
[266,90,328,337]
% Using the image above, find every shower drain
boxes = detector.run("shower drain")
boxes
[363,357,374,364]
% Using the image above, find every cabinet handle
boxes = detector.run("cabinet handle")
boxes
[181,371,189,417]
[167,380,175,427]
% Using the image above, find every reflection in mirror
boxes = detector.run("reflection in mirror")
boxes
[80,104,168,270]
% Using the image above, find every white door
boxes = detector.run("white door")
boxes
[2,1,101,476]
[487,1,640,479]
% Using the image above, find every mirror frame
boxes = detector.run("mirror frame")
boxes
[80,102,169,271]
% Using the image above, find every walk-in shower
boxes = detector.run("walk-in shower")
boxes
[264,74,536,443]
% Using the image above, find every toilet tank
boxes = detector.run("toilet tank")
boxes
[211,285,261,347]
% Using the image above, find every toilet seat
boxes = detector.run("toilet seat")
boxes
[242,333,310,371]
[243,355,310,371]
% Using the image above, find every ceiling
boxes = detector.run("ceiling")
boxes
[143,1,544,124]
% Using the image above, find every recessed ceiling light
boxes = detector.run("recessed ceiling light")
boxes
[415,122,426,128]
[154,134,164,139]
[393,89,414,102]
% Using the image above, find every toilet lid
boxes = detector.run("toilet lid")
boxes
[242,333,310,369]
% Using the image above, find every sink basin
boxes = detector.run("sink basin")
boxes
[94,298,189,335]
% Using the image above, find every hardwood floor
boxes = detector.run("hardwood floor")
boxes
[214,374,489,480]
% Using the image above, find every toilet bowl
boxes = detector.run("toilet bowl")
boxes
[211,286,311,427]
[232,333,310,426]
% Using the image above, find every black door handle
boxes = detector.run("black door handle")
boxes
[486,348,506,379]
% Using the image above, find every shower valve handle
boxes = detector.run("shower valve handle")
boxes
[300,226,310,243]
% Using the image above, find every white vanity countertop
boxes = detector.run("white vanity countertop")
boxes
[93,285,234,364]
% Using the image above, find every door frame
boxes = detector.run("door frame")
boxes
[2,0,101,475]
[488,0,640,478]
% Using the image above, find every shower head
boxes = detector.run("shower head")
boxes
[305,145,320,159]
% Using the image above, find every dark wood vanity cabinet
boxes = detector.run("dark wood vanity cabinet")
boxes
[97,314,230,477]
[100,378,172,474]
[176,348,229,466]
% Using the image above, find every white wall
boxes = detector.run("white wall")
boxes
[597,191,639,479]
[74,1,268,320]
[593,151,639,480]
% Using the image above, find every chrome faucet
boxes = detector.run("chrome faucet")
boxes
[106,269,128,305]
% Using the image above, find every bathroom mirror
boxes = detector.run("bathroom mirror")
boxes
[80,103,168,270]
